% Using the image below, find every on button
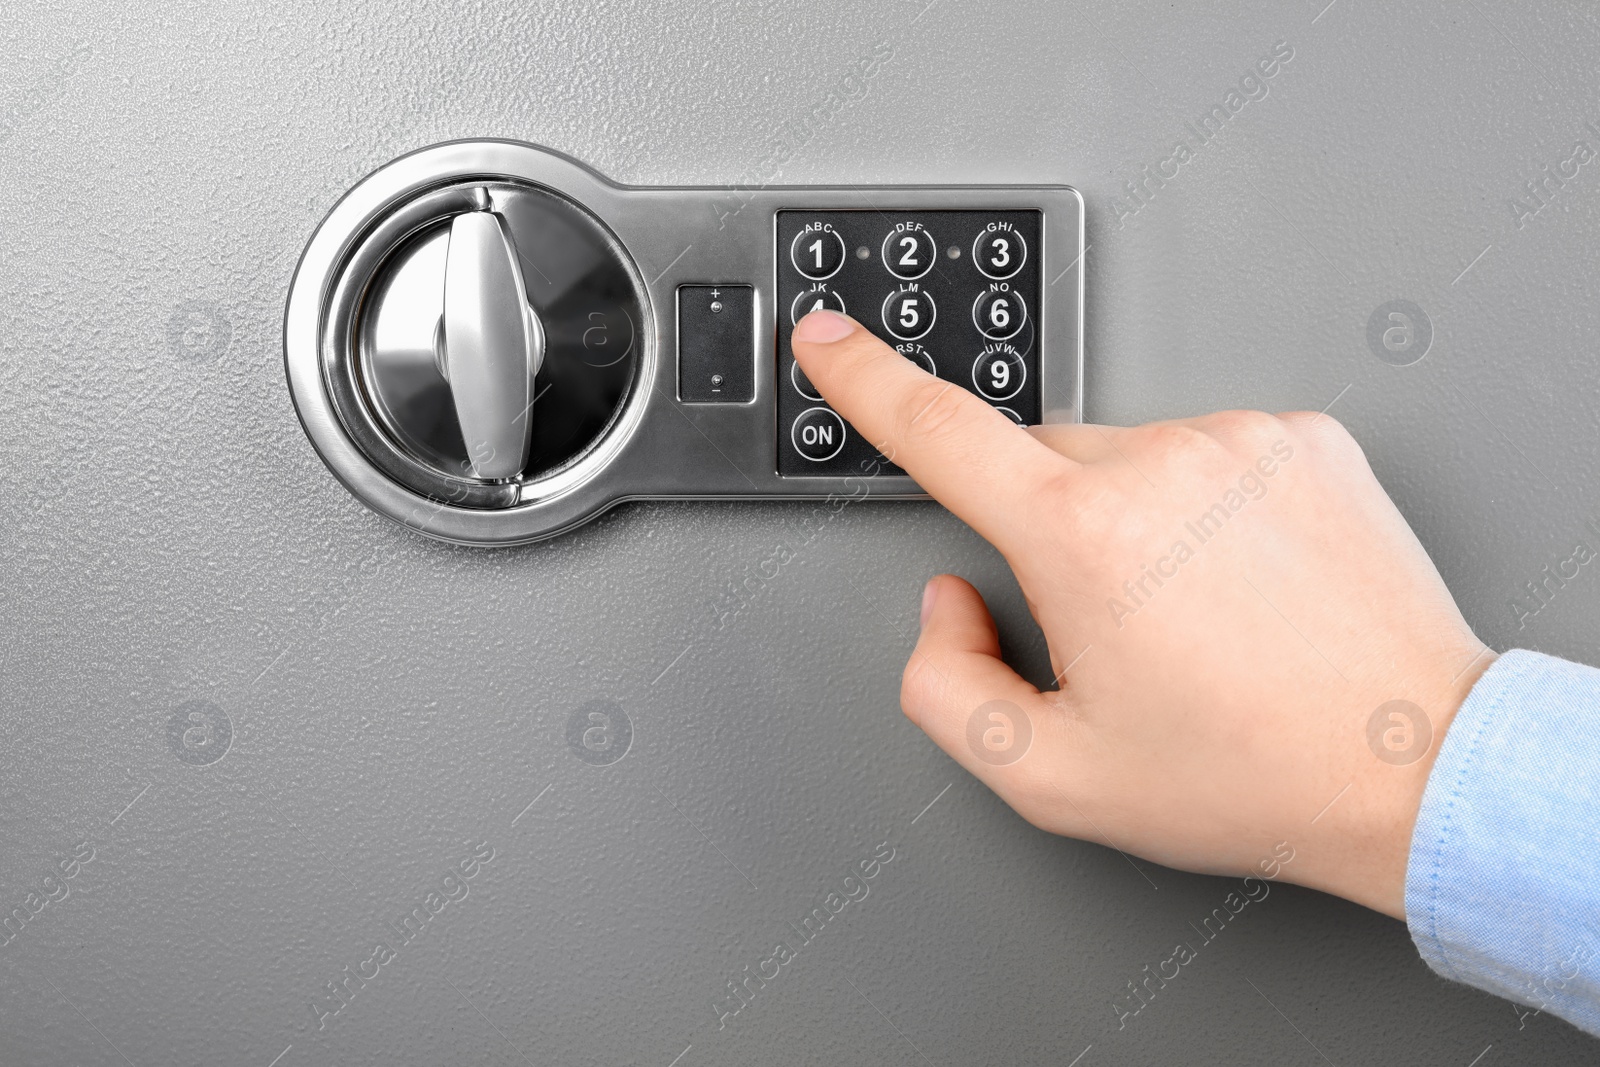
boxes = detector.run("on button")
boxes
[791,406,847,462]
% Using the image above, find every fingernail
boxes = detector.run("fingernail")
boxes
[920,578,939,629]
[793,309,855,344]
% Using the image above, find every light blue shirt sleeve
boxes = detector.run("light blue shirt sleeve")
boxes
[1406,648,1600,1036]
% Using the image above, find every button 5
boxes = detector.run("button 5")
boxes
[882,285,936,341]
[973,286,1026,341]
[973,223,1026,280]
[792,285,846,325]
[791,406,846,462]
[881,223,936,280]
[791,224,845,280]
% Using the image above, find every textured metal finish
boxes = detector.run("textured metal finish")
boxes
[2,1,1598,1065]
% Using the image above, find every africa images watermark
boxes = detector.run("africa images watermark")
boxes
[711,39,895,229]
[1506,121,1600,230]
[1106,439,1296,628]
[1111,841,1297,1029]
[307,841,496,1032]
[1109,40,1295,228]
[0,841,96,954]
[709,452,893,632]
[1506,518,1600,631]
[710,839,898,1031]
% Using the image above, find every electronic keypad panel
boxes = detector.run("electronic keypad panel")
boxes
[285,140,1084,544]
[777,210,1044,476]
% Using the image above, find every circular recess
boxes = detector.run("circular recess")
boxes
[284,142,654,545]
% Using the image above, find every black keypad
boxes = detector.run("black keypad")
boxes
[776,209,1042,477]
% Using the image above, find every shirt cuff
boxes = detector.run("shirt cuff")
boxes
[1406,648,1600,1035]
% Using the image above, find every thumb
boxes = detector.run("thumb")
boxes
[902,576,1071,808]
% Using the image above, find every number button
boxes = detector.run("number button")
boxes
[791,406,847,462]
[790,225,845,280]
[881,224,937,281]
[895,343,936,375]
[972,345,1026,401]
[790,360,822,401]
[882,286,936,341]
[995,407,1025,425]
[973,225,1026,279]
[791,285,846,326]
[972,287,1026,341]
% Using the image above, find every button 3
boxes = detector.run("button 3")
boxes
[791,406,847,462]
[881,223,937,280]
[791,224,845,280]
[973,223,1026,280]
[973,285,1026,341]
[883,285,935,341]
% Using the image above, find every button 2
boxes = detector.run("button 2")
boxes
[791,406,846,462]
[791,224,845,280]
[792,285,846,325]
[972,345,1025,401]
[973,223,1026,279]
[881,223,937,280]
[883,285,936,341]
[973,286,1026,341]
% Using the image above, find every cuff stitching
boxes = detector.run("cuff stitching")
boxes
[1420,651,1531,984]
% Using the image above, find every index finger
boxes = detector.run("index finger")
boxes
[791,310,1076,550]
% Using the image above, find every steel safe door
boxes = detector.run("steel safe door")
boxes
[3,1,1599,1065]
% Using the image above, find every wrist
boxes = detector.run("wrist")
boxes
[1295,644,1498,920]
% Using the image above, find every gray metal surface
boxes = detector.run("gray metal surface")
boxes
[2,0,1597,1064]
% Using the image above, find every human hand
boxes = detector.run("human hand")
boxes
[790,309,1494,919]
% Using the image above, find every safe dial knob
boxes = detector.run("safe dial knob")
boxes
[308,176,645,515]
[431,209,545,481]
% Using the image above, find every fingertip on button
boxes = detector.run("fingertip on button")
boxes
[793,309,856,345]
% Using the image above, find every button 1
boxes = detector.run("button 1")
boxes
[973,286,1026,341]
[995,407,1025,425]
[881,224,937,280]
[790,225,846,280]
[792,285,846,325]
[972,345,1026,401]
[790,359,822,401]
[791,406,847,462]
[973,224,1026,279]
[895,343,936,375]
[882,285,936,341]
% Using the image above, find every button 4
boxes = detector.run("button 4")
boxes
[973,221,1026,280]
[972,284,1026,341]
[881,222,937,280]
[790,222,845,280]
[882,284,936,341]
[791,406,847,462]
[792,284,846,325]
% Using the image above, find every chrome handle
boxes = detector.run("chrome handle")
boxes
[435,209,545,480]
